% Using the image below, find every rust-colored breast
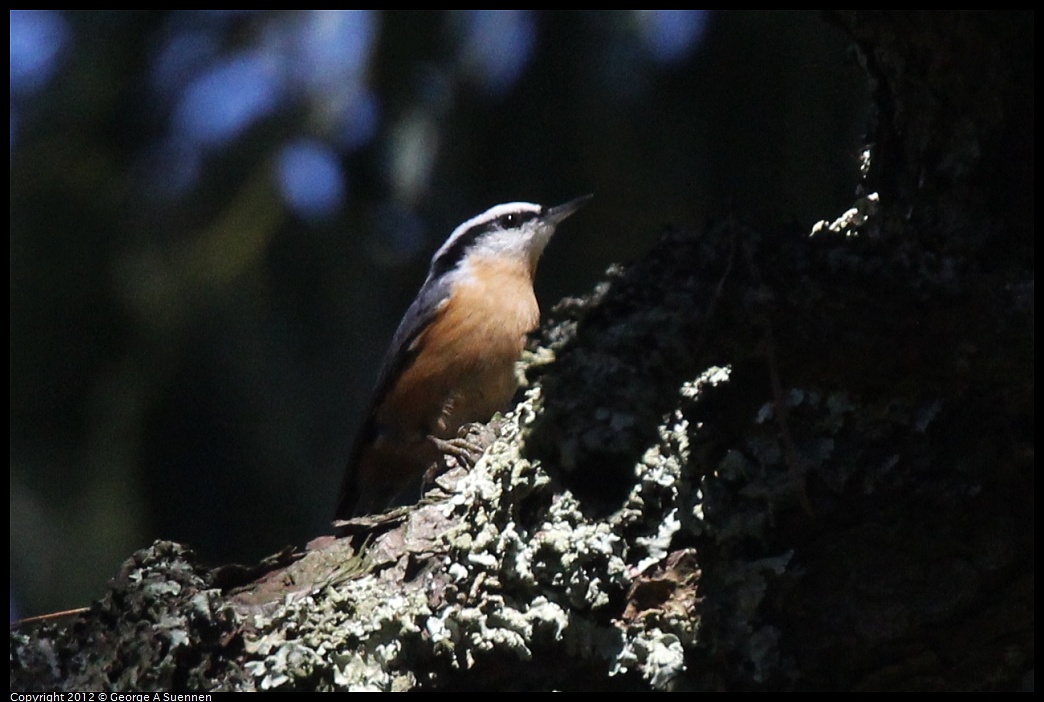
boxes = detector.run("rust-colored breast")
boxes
[346,256,539,515]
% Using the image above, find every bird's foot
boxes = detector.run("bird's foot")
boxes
[424,422,498,483]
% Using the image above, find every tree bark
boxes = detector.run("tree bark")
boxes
[11,11,1032,691]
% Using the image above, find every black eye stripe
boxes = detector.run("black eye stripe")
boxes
[496,211,538,229]
[430,209,540,278]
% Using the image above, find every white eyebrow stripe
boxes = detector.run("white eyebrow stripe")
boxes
[434,202,542,259]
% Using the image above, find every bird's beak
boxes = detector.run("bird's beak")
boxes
[544,194,594,226]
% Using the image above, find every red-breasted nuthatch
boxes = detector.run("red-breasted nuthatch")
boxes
[336,196,592,518]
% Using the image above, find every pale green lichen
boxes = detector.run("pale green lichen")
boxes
[610,627,686,689]
[33,336,811,691]
[239,567,433,690]
[232,369,739,690]
[810,192,880,237]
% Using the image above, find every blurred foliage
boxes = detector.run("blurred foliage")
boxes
[10,10,867,617]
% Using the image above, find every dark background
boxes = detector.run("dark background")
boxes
[10,10,868,617]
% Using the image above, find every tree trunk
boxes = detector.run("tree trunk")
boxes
[10,11,1032,691]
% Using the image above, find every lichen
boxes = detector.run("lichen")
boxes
[225,359,750,691]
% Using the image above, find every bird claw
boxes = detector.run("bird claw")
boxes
[427,435,483,471]
[423,422,497,484]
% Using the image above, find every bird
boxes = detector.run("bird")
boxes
[336,195,592,519]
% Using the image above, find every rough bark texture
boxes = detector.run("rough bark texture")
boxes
[11,11,1032,691]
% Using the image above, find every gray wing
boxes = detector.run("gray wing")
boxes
[335,274,453,519]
